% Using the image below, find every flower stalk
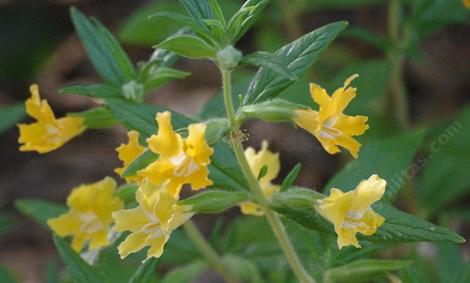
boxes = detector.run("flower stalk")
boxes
[221,69,316,283]
[183,221,240,283]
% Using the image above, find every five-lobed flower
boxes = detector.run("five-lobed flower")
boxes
[115,130,146,183]
[240,140,281,216]
[139,111,213,198]
[18,84,86,153]
[112,180,193,260]
[315,175,386,249]
[294,75,369,158]
[48,177,124,252]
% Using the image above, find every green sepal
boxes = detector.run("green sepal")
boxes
[178,190,249,214]
[122,149,159,178]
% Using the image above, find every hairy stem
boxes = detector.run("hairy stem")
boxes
[221,69,315,283]
[387,0,410,129]
[183,220,240,283]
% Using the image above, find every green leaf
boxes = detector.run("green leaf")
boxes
[228,0,270,44]
[71,107,118,129]
[59,84,121,99]
[204,118,230,145]
[324,130,426,201]
[0,266,17,283]
[161,261,207,283]
[53,235,105,283]
[42,259,61,283]
[238,99,305,123]
[280,164,302,192]
[143,66,190,91]
[155,35,217,59]
[0,103,25,134]
[15,199,67,228]
[179,0,214,24]
[273,195,465,244]
[70,7,136,85]
[148,12,211,39]
[178,190,248,213]
[304,0,383,10]
[114,183,138,204]
[118,1,182,47]
[222,255,263,283]
[128,258,158,283]
[243,21,347,104]
[106,98,192,138]
[417,106,470,213]
[324,259,411,283]
[0,213,14,236]
[122,150,159,178]
[242,51,297,80]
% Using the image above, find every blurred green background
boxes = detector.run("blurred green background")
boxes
[0,0,469,282]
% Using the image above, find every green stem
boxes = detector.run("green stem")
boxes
[387,0,410,129]
[221,69,316,283]
[183,221,240,283]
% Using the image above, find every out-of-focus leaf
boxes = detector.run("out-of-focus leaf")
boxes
[244,21,347,104]
[324,259,411,283]
[142,66,190,91]
[59,84,121,99]
[342,27,390,51]
[42,259,61,283]
[160,261,207,283]
[223,255,263,283]
[0,103,25,134]
[155,35,217,59]
[70,7,136,85]
[304,0,383,9]
[15,199,66,228]
[0,213,14,236]
[437,243,470,283]
[119,1,182,46]
[408,0,470,39]
[178,190,248,213]
[53,235,105,283]
[0,266,17,283]
[128,258,158,283]
[324,130,425,201]
[417,106,470,213]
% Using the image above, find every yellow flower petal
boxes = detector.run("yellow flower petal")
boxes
[294,75,368,158]
[113,185,193,259]
[140,112,213,198]
[48,177,123,252]
[115,131,145,182]
[18,85,85,153]
[464,0,470,8]
[316,175,386,249]
[240,141,281,217]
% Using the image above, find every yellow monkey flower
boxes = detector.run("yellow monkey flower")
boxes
[18,84,85,153]
[48,177,124,252]
[139,111,213,198]
[115,131,145,183]
[294,75,369,158]
[316,175,386,249]
[239,140,281,216]
[112,180,193,260]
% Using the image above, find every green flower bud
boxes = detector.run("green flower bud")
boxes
[122,81,145,103]
[217,45,242,69]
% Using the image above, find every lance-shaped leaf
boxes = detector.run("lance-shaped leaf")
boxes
[53,236,105,283]
[70,7,135,85]
[155,35,217,59]
[122,150,159,178]
[0,103,25,134]
[323,259,411,283]
[59,84,121,99]
[15,199,67,228]
[243,21,347,105]
[228,0,270,44]
[272,195,465,244]
[242,51,297,80]
[128,258,158,283]
[324,130,425,202]
[70,107,118,129]
[178,190,248,213]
